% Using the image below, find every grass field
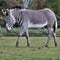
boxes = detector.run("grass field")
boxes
[0,37,60,60]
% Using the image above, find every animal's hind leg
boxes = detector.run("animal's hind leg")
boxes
[25,30,30,47]
[45,28,52,47]
[52,32,57,47]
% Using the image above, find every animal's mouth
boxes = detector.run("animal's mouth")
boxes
[6,24,11,32]
[6,27,11,32]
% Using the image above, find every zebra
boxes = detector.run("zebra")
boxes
[2,6,57,47]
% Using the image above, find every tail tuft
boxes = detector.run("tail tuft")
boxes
[53,21,57,33]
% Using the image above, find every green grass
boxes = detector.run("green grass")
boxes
[0,37,60,60]
[0,28,60,36]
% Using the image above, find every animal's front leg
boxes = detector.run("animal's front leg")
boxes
[16,36,19,47]
[25,30,30,47]
[16,31,24,47]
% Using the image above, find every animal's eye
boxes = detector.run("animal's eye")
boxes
[8,18,10,21]
[8,19,10,20]
[6,12,9,16]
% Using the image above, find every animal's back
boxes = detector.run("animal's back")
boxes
[41,8,57,22]
[25,9,48,24]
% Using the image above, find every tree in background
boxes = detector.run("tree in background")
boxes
[23,0,29,8]
[29,0,47,9]
[36,0,47,9]
[4,0,20,8]
[57,0,60,15]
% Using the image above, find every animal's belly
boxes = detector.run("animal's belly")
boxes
[28,21,48,28]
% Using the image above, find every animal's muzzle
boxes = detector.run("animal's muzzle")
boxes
[6,24,11,32]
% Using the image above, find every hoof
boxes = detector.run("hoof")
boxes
[55,43,57,47]
[16,42,19,47]
[27,44,30,47]
[16,45,18,48]
[45,44,48,48]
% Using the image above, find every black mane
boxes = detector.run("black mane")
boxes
[10,6,22,9]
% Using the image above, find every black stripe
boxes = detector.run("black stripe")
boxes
[19,11,23,26]
[20,20,23,27]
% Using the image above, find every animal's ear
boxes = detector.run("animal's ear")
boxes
[1,9,6,15]
[5,9,10,16]
[1,9,10,16]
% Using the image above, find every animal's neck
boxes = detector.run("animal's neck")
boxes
[10,9,16,24]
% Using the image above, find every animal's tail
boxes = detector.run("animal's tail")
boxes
[53,14,60,33]
[53,20,57,33]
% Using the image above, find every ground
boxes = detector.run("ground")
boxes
[0,37,60,60]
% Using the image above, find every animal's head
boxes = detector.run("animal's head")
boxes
[2,9,16,32]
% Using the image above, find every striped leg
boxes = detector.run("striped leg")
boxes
[52,32,57,47]
[16,30,24,47]
[25,30,30,47]
[45,28,52,47]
